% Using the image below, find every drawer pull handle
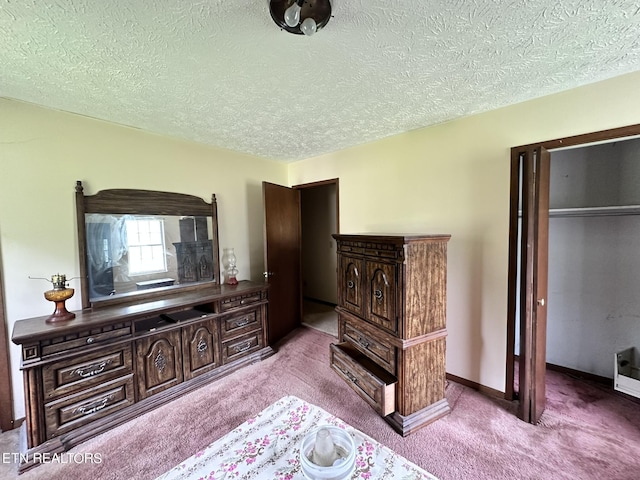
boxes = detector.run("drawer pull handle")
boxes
[74,394,113,416]
[347,281,355,289]
[234,318,250,327]
[86,337,95,344]
[337,365,358,384]
[196,339,208,353]
[240,300,246,304]
[374,289,383,301]
[73,360,112,378]
[234,341,253,353]
[358,337,370,348]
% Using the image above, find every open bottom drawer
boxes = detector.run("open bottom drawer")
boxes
[330,342,397,416]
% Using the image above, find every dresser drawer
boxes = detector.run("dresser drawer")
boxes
[220,309,262,340]
[220,292,264,312]
[40,323,132,357]
[44,375,134,440]
[330,343,396,416]
[341,319,395,374]
[42,344,133,400]
[221,331,263,364]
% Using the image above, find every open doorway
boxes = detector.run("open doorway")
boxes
[507,124,640,423]
[296,180,339,337]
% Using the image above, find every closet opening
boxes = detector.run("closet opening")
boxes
[506,124,640,423]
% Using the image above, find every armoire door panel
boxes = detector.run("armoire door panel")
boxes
[366,261,398,333]
[339,256,364,316]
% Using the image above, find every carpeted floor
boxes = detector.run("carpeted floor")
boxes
[302,298,338,337]
[3,326,640,479]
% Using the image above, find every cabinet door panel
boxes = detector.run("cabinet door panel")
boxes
[182,321,219,381]
[136,331,183,400]
[366,261,398,333]
[339,256,364,316]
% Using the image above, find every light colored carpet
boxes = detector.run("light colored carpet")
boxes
[302,299,338,337]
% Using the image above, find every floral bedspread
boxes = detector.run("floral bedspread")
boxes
[156,395,438,480]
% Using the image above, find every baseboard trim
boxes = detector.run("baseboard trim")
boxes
[446,373,504,399]
[302,297,337,308]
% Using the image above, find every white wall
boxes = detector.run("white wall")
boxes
[289,71,640,394]
[0,98,287,418]
[546,140,640,377]
[301,184,337,304]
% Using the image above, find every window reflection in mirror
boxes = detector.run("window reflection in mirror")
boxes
[85,213,215,302]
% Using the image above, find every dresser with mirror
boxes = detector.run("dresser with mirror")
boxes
[11,181,272,471]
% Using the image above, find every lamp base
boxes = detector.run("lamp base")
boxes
[47,302,76,323]
[44,288,76,324]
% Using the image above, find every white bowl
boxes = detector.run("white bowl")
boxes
[299,425,356,480]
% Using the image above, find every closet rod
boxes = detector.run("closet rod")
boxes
[549,205,640,218]
[518,205,640,218]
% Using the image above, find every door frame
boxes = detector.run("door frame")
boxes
[293,178,340,303]
[506,123,640,418]
[293,177,340,231]
[0,241,15,431]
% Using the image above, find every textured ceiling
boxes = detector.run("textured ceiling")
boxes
[2,1,640,162]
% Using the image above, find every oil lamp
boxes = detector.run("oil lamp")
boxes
[30,274,77,323]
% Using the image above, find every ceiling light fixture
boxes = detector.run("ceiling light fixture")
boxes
[269,0,332,36]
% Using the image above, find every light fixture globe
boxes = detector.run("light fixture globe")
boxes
[269,0,332,35]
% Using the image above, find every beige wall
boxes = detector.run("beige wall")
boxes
[289,71,640,394]
[0,98,287,418]
[3,71,640,420]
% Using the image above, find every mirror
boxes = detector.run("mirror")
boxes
[76,181,220,309]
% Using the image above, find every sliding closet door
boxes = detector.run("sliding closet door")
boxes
[518,146,550,424]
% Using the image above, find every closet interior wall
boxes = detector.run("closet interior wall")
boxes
[544,139,640,379]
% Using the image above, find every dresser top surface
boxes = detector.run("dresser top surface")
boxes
[12,280,267,344]
[332,233,451,243]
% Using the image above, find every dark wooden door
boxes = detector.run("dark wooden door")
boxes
[0,249,14,431]
[518,146,550,424]
[263,182,301,344]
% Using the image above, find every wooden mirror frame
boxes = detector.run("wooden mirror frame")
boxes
[75,181,221,309]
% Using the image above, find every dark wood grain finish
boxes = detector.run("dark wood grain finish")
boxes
[181,319,219,381]
[220,292,264,312]
[135,330,183,400]
[0,252,14,431]
[404,240,448,338]
[40,324,132,357]
[44,375,134,439]
[398,337,447,415]
[42,344,133,400]
[220,309,261,340]
[12,279,272,470]
[12,281,265,346]
[330,343,396,416]
[339,315,396,374]
[332,234,450,435]
[75,181,221,309]
[221,331,263,364]
[366,260,398,334]
[338,255,364,316]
